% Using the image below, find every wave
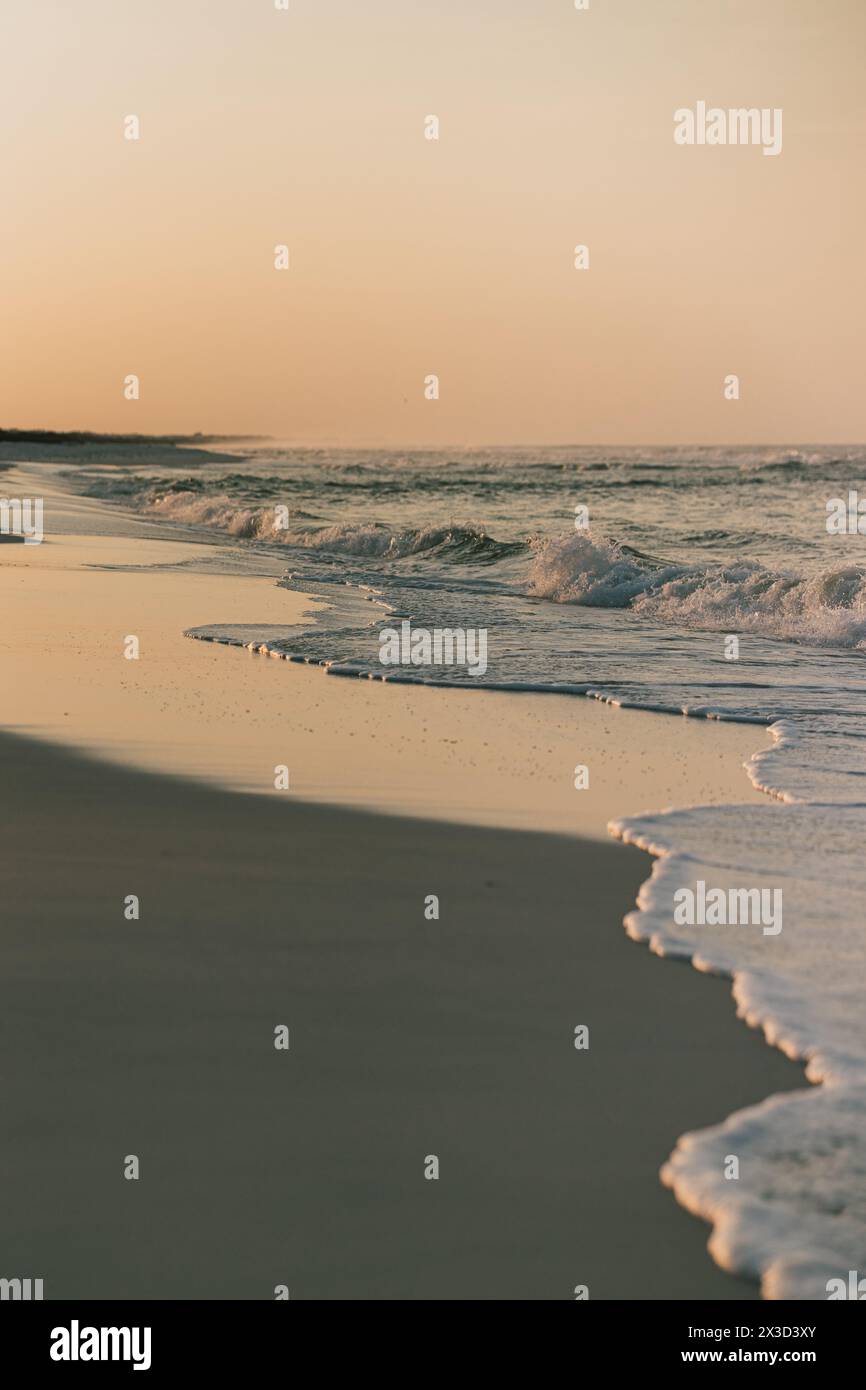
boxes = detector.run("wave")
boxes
[292,521,524,563]
[147,491,523,563]
[526,532,866,649]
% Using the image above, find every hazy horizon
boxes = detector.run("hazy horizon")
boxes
[6,426,866,451]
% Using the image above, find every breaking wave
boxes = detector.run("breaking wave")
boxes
[147,491,523,563]
[526,533,866,649]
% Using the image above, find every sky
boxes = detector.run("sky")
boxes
[2,0,865,446]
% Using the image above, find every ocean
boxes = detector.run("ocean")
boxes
[70,442,866,1298]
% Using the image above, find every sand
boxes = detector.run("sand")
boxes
[0,461,806,1298]
[0,458,770,838]
[0,729,804,1300]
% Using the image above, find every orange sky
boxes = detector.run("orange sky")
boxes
[2,0,864,445]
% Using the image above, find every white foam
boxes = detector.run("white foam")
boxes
[527,532,866,649]
[611,801,866,1298]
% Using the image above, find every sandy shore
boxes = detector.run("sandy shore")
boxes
[0,729,804,1300]
[0,461,806,1298]
[0,462,770,838]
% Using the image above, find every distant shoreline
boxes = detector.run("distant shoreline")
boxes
[0,428,267,446]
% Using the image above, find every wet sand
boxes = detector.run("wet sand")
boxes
[0,729,805,1299]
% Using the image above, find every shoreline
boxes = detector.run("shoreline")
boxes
[0,456,770,838]
[0,460,809,1297]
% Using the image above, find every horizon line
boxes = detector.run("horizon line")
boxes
[2,428,865,452]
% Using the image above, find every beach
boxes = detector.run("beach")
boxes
[0,728,805,1300]
[0,457,808,1299]
[5,0,864,1321]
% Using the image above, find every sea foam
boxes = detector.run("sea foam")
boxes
[527,532,866,649]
